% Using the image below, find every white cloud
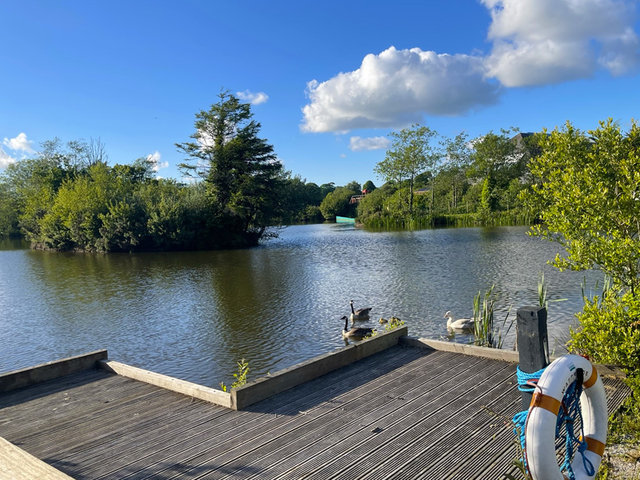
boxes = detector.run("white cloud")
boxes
[236,90,269,105]
[0,147,16,168]
[146,151,168,172]
[349,136,390,152]
[482,0,640,86]
[3,132,35,153]
[300,0,639,134]
[301,46,500,133]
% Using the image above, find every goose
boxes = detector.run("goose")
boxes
[350,300,372,322]
[341,316,374,340]
[444,311,475,333]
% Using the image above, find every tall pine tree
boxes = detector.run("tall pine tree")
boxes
[177,92,284,246]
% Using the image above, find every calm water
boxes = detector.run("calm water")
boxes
[0,224,601,387]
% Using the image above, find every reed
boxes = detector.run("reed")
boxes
[473,285,513,349]
[361,211,533,231]
[539,271,568,311]
[538,272,548,308]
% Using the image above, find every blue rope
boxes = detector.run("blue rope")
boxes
[516,365,545,392]
[512,366,546,470]
[512,365,594,479]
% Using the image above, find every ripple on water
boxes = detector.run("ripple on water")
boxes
[0,225,601,386]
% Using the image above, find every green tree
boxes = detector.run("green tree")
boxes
[477,178,491,224]
[280,175,328,224]
[319,183,336,198]
[522,119,640,294]
[38,162,122,251]
[499,178,524,211]
[176,92,284,245]
[375,124,439,216]
[5,157,67,243]
[0,175,20,237]
[468,128,526,213]
[357,186,387,220]
[345,180,362,193]
[441,132,472,212]
[362,180,376,192]
[319,186,357,220]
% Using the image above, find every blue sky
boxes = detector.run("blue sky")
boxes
[1,0,639,186]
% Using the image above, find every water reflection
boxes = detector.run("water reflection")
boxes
[0,225,600,387]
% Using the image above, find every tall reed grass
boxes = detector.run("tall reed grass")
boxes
[473,285,513,348]
[362,211,534,231]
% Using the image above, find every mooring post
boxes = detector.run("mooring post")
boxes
[516,306,549,410]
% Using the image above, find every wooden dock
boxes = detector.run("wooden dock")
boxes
[0,334,631,479]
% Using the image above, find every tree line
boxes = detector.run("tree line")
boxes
[0,90,546,251]
[0,93,332,251]
[319,125,541,228]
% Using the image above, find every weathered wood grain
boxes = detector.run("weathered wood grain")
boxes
[0,345,631,480]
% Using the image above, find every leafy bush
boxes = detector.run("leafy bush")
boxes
[319,186,357,220]
[523,120,640,294]
[569,289,640,395]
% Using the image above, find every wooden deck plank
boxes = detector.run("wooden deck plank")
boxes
[0,368,109,409]
[358,395,518,480]
[69,346,423,479]
[6,381,175,452]
[1,372,155,432]
[190,351,478,480]
[28,389,195,459]
[274,357,510,479]
[206,351,487,480]
[403,398,520,480]
[212,353,491,480]
[0,437,73,480]
[301,360,515,479]
[0,345,631,480]
[106,347,432,480]
[0,379,158,449]
[54,396,230,469]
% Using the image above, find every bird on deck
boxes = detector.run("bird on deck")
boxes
[444,311,475,333]
[350,300,372,323]
[341,316,374,340]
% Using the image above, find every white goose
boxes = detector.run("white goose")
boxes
[444,311,475,333]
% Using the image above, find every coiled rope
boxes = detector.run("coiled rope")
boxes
[512,365,595,479]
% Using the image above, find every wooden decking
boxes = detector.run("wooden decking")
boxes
[0,345,630,479]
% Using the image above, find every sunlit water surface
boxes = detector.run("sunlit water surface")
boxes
[0,225,601,387]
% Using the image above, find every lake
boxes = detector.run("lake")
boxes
[0,224,601,388]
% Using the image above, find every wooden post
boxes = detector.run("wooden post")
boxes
[516,306,549,410]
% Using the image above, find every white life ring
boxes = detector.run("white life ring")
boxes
[525,354,608,480]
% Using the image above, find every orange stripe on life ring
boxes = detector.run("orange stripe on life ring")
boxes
[530,391,561,415]
[584,366,598,388]
[585,436,606,457]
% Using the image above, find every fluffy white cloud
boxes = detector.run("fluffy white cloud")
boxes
[236,90,269,105]
[146,151,168,172]
[349,136,390,152]
[0,147,16,168]
[300,0,639,134]
[482,0,640,86]
[3,132,35,153]
[301,46,500,133]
